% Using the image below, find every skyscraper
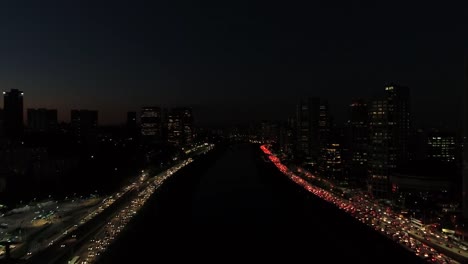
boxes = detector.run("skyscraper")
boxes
[295,97,332,170]
[426,131,457,164]
[386,85,411,163]
[180,107,194,146]
[279,117,295,156]
[320,143,343,182]
[318,100,332,148]
[3,89,24,139]
[141,107,163,143]
[167,109,182,146]
[346,99,369,188]
[27,108,58,132]
[167,107,194,146]
[260,121,279,144]
[71,110,98,144]
[317,100,336,178]
[368,85,410,198]
[296,97,320,167]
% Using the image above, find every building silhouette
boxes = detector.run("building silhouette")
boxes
[126,111,138,139]
[70,110,98,144]
[167,108,182,146]
[141,107,163,143]
[260,121,279,144]
[181,108,194,146]
[27,108,58,132]
[426,131,457,164]
[167,107,193,147]
[3,89,23,139]
[320,142,343,182]
[279,117,295,157]
[368,85,410,198]
[318,100,332,149]
[346,99,369,188]
[295,97,320,167]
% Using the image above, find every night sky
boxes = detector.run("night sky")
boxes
[0,1,467,127]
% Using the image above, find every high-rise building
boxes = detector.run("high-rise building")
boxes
[368,85,410,198]
[3,89,24,138]
[167,107,193,146]
[426,131,457,164]
[386,85,411,163]
[318,100,332,148]
[295,97,332,169]
[279,117,295,156]
[408,128,428,162]
[126,111,138,139]
[167,109,182,146]
[318,100,333,175]
[27,108,58,132]
[295,97,321,167]
[346,99,369,188]
[260,121,279,144]
[320,143,343,182]
[71,110,98,144]
[141,107,163,143]
[180,108,194,146]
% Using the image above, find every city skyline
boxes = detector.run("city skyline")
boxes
[3,82,465,130]
[0,1,466,126]
[0,1,467,264]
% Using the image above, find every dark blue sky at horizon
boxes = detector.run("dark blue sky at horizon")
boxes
[0,1,466,128]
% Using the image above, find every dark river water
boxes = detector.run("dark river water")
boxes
[98,143,424,264]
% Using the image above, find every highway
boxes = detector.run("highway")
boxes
[261,144,468,264]
[17,143,213,264]
[0,195,103,260]
[71,158,195,263]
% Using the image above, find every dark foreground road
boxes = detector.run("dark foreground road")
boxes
[98,143,424,264]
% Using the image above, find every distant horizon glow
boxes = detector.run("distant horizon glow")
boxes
[0,1,464,128]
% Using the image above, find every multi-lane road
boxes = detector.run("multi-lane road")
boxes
[72,158,195,264]
[0,195,104,259]
[0,143,213,263]
[261,144,468,264]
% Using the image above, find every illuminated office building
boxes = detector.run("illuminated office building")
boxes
[167,107,193,146]
[427,132,456,163]
[141,107,163,143]
[368,85,410,198]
